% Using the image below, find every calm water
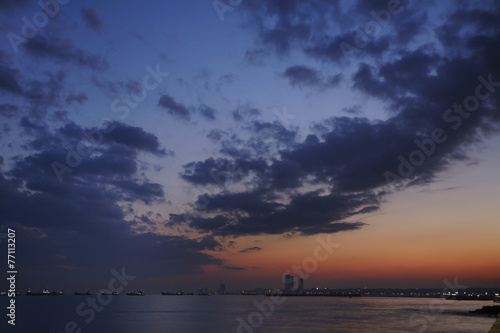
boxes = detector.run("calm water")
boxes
[1,295,495,332]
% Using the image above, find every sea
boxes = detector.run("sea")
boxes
[1,295,496,333]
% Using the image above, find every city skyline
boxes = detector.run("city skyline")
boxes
[0,0,499,294]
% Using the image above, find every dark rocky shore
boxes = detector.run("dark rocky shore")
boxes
[469,305,500,317]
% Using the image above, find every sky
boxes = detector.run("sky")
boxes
[0,0,499,293]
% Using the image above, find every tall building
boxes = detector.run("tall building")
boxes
[297,278,304,291]
[217,284,226,294]
[285,274,294,291]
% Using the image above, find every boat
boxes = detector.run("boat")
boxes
[100,291,120,296]
[26,288,63,296]
[126,290,145,296]
[494,292,500,303]
[74,291,92,295]
[161,291,183,295]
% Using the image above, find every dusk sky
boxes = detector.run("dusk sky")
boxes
[0,0,499,293]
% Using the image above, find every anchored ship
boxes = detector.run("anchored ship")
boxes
[161,291,183,295]
[26,288,64,296]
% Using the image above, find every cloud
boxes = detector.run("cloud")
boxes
[281,65,342,89]
[342,105,362,115]
[158,94,191,120]
[81,7,103,33]
[174,4,500,238]
[181,157,267,187]
[24,35,109,70]
[240,0,428,64]
[0,116,226,285]
[0,64,23,94]
[245,49,268,65]
[206,129,228,142]
[182,188,375,236]
[104,121,170,156]
[199,104,216,120]
[65,93,88,105]
[24,71,66,110]
[0,104,19,118]
[232,105,261,122]
[0,65,23,94]
[215,74,236,92]
[239,246,262,253]
[241,0,323,54]
[0,0,29,10]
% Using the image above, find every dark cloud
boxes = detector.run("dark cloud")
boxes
[182,189,375,236]
[24,35,109,70]
[248,120,298,144]
[206,129,228,142]
[23,71,66,116]
[81,7,103,33]
[0,103,20,118]
[174,5,500,238]
[232,105,261,122]
[0,0,29,10]
[215,74,236,92]
[342,105,362,115]
[104,121,169,156]
[304,33,391,64]
[241,0,331,54]
[181,157,267,187]
[245,49,268,65]
[158,94,191,120]
[282,65,342,89]
[241,0,425,64]
[110,179,164,204]
[199,104,216,120]
[239,246,262,253]
[0,64,23,94]
[6,225,224,288]
[0,116,225,286]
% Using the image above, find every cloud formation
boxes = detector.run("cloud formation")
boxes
[172,1,500,238]
[81,7,103,33]
[282,65,342,89]
[158,94,191,120]
[24,35,109,70]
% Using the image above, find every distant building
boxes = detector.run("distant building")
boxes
[217,284,226,294]
[297,278,304,291]
[285,274,294,291]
